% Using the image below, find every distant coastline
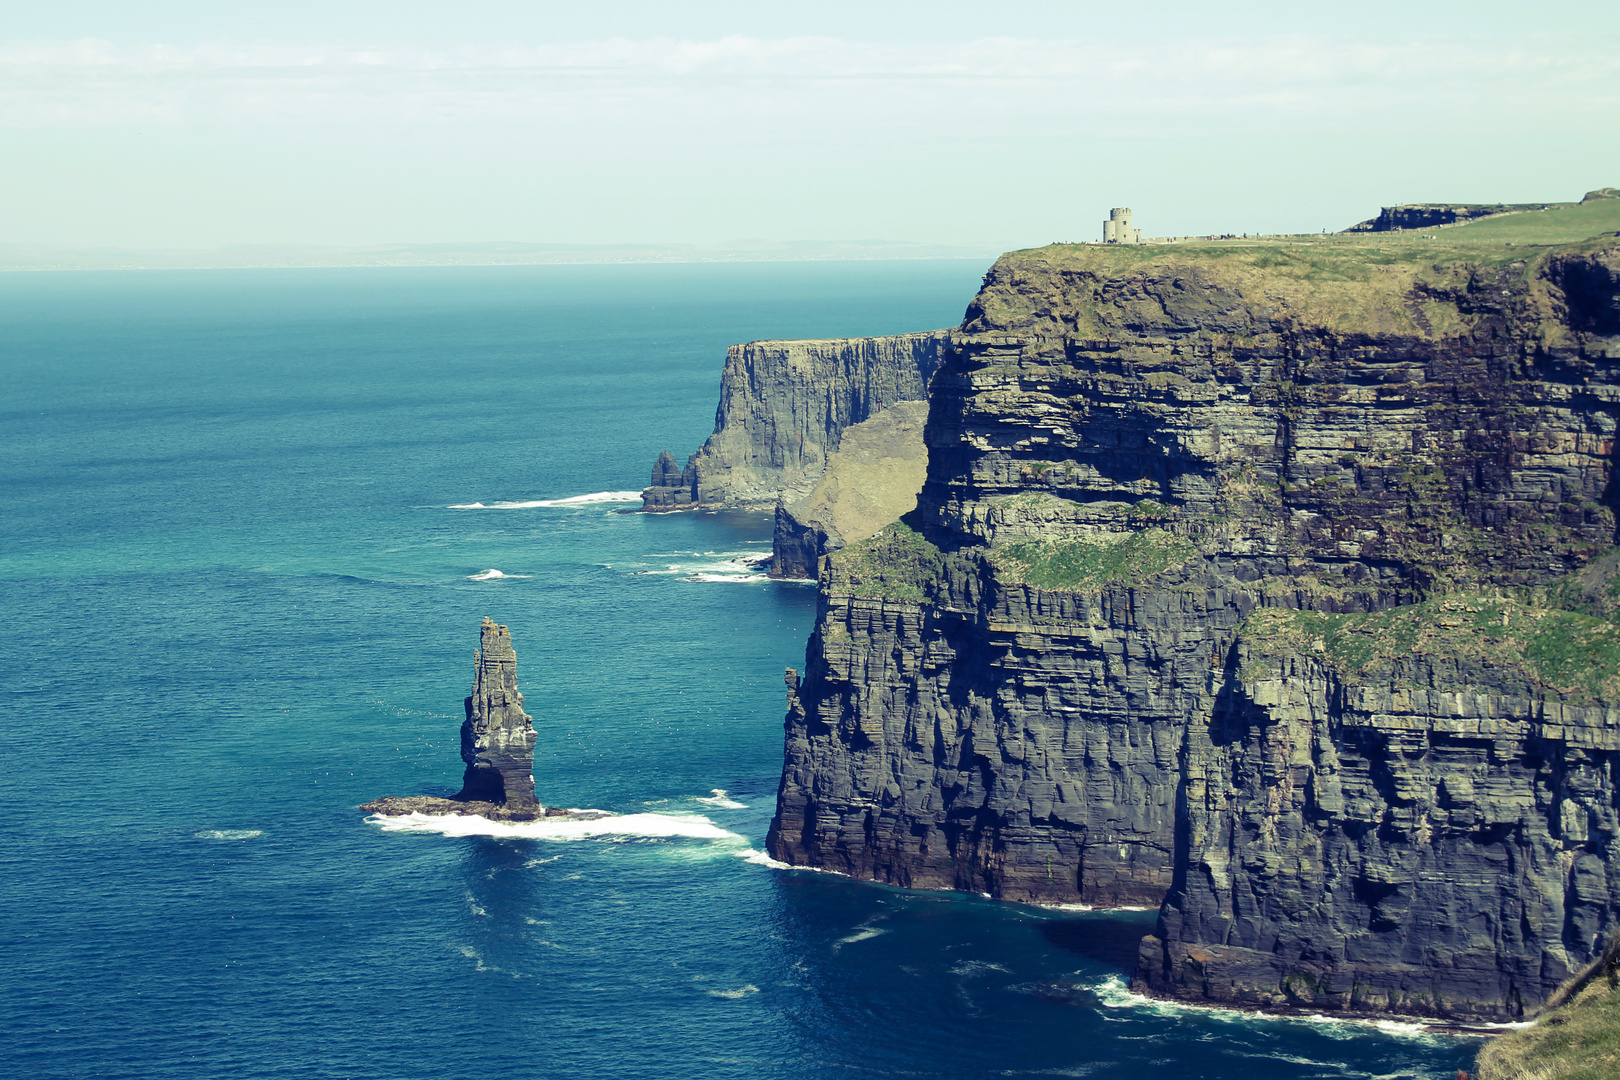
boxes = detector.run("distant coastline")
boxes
[0,239,1004,272]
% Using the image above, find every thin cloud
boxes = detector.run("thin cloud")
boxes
[0,33,1614,130]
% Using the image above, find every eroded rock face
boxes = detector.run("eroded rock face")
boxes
[768,238,1620,1018]
[362,617,541,821]
[1136,640,1620,1020]
[457,617,537,807]
[770,400,931,579]
[642,331,950,512]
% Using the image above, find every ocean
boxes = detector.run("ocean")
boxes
[0,262,1477,1079]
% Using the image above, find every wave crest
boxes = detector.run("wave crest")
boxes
[449,490,642,509]
[695,789,748,809]
[367,810,741,841]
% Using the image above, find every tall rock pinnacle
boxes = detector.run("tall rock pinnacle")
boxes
[455,617,538,807]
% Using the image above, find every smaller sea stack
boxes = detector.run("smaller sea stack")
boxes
[363,617,587,822]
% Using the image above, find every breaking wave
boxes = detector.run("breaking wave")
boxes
[628,550,774,583]
[194,829,262,840]
[448,491,642,509]
[695,789,748,809]
[1082,975,1477,1040]
[367,810,742,842]
[707,984,759,999]
[466,569,531,581]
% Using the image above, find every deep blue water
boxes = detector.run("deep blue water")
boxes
[0,263,1477,1079]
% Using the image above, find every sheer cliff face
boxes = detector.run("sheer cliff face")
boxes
[642,331,949,511]
[768,239,1620,1018]
[458,617,538,807]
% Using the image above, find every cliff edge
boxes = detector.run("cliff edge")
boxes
[767,200,1620,1020]
[642,331,950,512]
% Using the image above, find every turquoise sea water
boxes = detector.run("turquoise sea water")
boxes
[0,263,1477,1079]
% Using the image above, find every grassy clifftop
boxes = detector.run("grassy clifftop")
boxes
[970,196,1620,341]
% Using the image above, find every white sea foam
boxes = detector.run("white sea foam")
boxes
[448,491,642,509]
[467,568,531,581]
[733,848,844,874]
[624,550,777,583]
[708,984,759,999]
[194,829,262,840]
[834,926,888,948]
[695,788,748,809]
[1084,975,1467,1040]
[679,553,773,583]
[367,810,741,841]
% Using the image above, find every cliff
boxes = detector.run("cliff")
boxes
[771,400,930,579]
[642,331,949,511]
[766,205,1620,1020]
[365,618,563,823]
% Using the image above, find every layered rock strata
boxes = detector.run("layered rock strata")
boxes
[365,618,590,823]
[767,231,1620,1019]
[771,400,930,579]
[642,331,949,511]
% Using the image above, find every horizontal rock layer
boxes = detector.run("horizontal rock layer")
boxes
[642,331,949,511]
[768,236,1620,1019]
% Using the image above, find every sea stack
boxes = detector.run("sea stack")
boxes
[457,617,537,807]
[363,617,582,822]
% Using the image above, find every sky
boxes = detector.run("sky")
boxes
[2,0,1617,253]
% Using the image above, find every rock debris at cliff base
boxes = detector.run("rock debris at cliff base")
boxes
[766,207,1620,1021]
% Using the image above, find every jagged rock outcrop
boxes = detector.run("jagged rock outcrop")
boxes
[768,227,1620,1020]
[771,400,930,579]
[364,618,585,823]
[642,331,950,511]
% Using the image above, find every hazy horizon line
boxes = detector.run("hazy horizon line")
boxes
[0,237,1011,272]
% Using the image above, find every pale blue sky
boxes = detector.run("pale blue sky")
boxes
[3,1,1617,252]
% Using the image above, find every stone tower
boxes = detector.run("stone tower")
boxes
[1103,207,1143,245]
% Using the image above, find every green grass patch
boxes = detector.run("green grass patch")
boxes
[833,522,945,603]
[1239,591,1620,703]
[1476,936,1620,1080]
[994,528,1194,592]
[1442,199,1620,246]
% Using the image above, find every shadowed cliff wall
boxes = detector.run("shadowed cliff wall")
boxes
[768,231,1620,1020]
